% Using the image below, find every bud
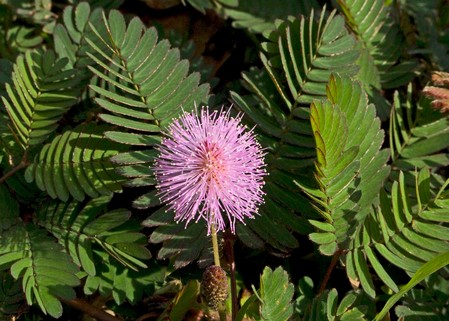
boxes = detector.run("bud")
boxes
[431,71,449,87]
[201,265,228,310]
[423,72,449,114]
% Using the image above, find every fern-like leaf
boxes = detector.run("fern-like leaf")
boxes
[83,253,165,304]
[306,289,368,320]
[34,193,157,306]
[390,84,449,170]
[24,124,128,201]
[346,168,449,297]
[337,0,418,89]
[260,8,359,108]
[298,74,390,255]
[231,8,361,253]
[53,2,107,82]
[36,195,151,275]
[401,0,449,71]
[0,188,79,318]
[0,109,36,199]
[143,208,212,269]
[110,146,159,188]
[165,29,217,85]
[144,205,271,268]
[305,100,360,254]
[394,274,449,321]
[84,8,210,192]
[9,226,80,318]
[2,49,81,150]
[86,9,210,129]
[77,8,214,268]
[295,276,370,320]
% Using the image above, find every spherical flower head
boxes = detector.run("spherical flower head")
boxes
[153,106,267,234]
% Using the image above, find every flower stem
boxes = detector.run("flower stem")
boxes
[224,231,238,321]
[211,224,227,321]
[211,224,221,267]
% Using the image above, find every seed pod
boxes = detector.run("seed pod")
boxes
[201,265,228,310]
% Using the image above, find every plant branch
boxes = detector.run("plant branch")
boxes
[318,249,342,295]
[59,297,122,321]
[0,152,29,184]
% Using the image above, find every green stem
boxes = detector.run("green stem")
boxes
[211,224,221,267]
[211,224,227,321]
[224,231,238,321]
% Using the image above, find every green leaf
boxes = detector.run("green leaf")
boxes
[391,83,449,169]
[25,124,127,201]
[54,3,108,78]
[309,232,336,245]
[235,294,258,321]
[169,280,200,321]
[132,190,161,209]
[325,74,390,218]
[346,167,449,297]
[2,50,81,150]
[295,276,368,321]
[374,251,449,321]
[338,0,418,88]
[84,254,164,305]
[306,99,360,252]
[80,9,212,238]
[258,266,294,321]
[85,209,130,234]
[400,131,449,158]
[301,74,389,276]
[145,209,211,269]
[105,131,161,146]
[86,10,210,130]
[36,196,151,275]
[0,224,79,318]
[231,8,362,254]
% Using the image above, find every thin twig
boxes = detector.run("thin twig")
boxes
[59,297,122,321]
[0,152,29,184]
[224,230,238,321]
[318,249,342,295]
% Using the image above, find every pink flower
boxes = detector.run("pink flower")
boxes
[154,107,267,233]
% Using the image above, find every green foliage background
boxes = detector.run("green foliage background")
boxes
[0,0,449,320]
